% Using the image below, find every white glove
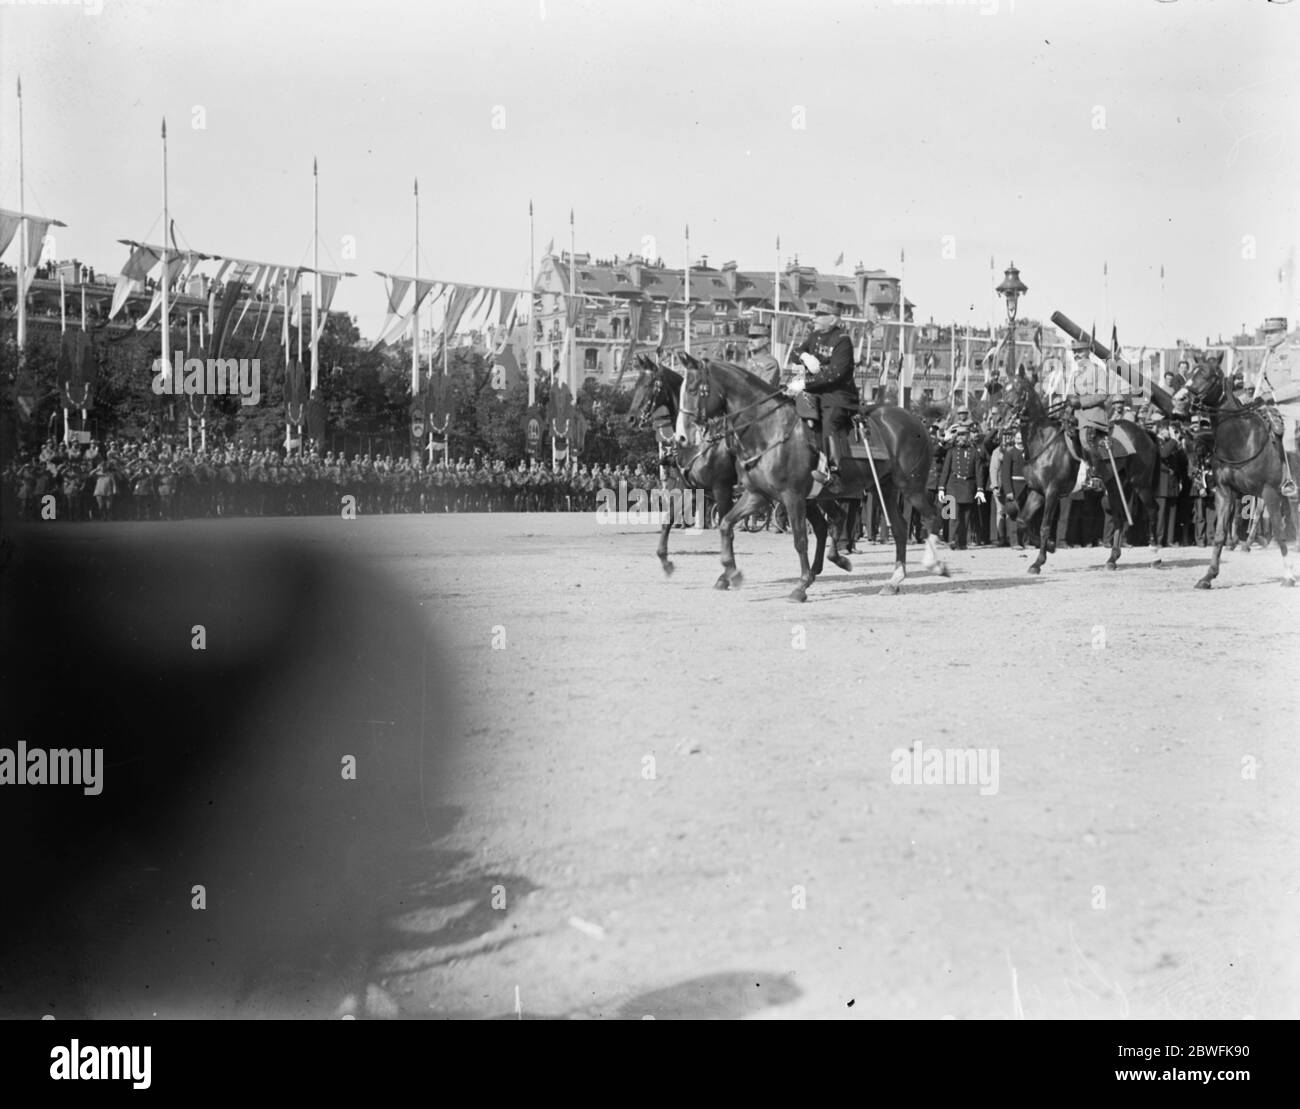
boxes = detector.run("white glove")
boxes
[786,376,806,395]
[975,490,986,504]
[799,352,821,374]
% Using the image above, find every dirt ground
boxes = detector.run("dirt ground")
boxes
[5,512,1297,1021]
[359,511,1300,1020]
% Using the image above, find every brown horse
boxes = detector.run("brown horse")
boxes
[675,352,948,601]
[1172,352,1296,588]
[633,353,850,580]
[999,373,1162,574]
[629,354,741,577]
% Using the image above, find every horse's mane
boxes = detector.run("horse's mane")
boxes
[702,357,789,397]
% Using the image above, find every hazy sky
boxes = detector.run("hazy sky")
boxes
[2,0,1297,346]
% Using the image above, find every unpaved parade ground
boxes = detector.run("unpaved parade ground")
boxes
[5,513,1298,1022]
[350,512,1300,1020]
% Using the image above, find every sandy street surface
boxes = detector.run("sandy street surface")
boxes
[3,512,1298,1021]
[361,511,1300,1020]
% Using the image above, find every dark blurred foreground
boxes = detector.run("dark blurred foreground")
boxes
[0,522,456,1018]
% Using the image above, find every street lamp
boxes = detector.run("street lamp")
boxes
[996,262,1028,382]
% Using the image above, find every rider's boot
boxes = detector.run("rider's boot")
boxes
[1277,436,1297,498]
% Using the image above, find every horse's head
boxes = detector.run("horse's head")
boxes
[998,372,1038,430]
[673,351,723,446]
[1173,350,1225,416]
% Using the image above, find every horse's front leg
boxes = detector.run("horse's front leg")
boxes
[785,491,814,603]
[716,487,765,591]
[879,481,908,595]
[656,491,676,576]
[1196,486,1234,589]
[1104,479,1123,569]
[824,500,852,572]
[1258,484,1296,587]
[1029,489,1056,574]
[807,501,828,576]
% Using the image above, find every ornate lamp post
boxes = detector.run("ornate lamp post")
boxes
[996,262,1028,381]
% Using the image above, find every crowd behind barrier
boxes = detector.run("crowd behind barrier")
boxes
[3,403,1292,551]
[1,435,665,521]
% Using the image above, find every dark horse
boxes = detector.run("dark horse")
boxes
[634,354,868,582]
[999,373,1161,574]
[629,353,741,577]
[1172,352,1296,588]
[675,352,948,601]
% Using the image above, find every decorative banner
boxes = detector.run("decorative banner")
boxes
[285,358,306,423]
[306,392,327,447]
[524,406,543,455]
[410,401,426,446]
[569,408,588,456]
[547,381,573,438]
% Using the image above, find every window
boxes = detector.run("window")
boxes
[584,348,597,371]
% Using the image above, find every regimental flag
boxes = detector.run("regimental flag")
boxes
[569,408,588,456]
[547,380,574,438]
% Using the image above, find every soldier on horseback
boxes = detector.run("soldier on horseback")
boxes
[745,323,782,388]
[786,298,859,493]
[1065,333,1111,486]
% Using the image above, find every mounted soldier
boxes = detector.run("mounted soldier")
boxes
[786,298,859,492]
[745,323,782,388]
[1066,333,1112,486]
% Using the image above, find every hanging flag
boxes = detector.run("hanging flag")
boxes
[313,273,342,344]
[211,275,246,361]
[544,237,554,257]
[0,210,24,256]
[1033,324,1044,363]
[371,274,414,349]
[834,252,844,267]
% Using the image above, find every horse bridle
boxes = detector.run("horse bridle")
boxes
[678,356,786,448]
[1182,364,1273,467]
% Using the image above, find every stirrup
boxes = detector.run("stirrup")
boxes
[1282,476,1298,498]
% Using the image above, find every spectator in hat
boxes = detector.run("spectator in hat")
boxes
[745,323,782,388]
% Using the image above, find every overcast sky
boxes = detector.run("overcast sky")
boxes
[2,0,1297,347]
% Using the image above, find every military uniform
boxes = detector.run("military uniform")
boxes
[790,299,860,480]
[1068,341,1112,472]
[744,323,782,388]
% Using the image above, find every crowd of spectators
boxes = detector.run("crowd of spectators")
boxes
[1,435,672,522]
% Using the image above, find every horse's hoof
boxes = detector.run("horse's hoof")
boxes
[1027,564,1041,575]
[829,554,852,573]
[728,570,744,589]
[1105,561,1117,571]
[713,576,730,590]
[1194,579,1212,590]
[935,563,950,578]
[878,583,899,596]
[1283,578,1297,588]
[661,561,675,577]
[788,588,807,603]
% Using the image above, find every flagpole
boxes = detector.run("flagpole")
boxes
[311,157,320,393]
[160,117,175,441]
[412,178,420,398]
[773,234,781,364]
[568,208,576,396]
[528,200,536,407]
[684,223,691,355]
[16,77,27,357]
[898,247,906,405]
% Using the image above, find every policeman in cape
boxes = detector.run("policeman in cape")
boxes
[785,298,860,493]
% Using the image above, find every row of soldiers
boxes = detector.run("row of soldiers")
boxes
[2,442,671,521]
